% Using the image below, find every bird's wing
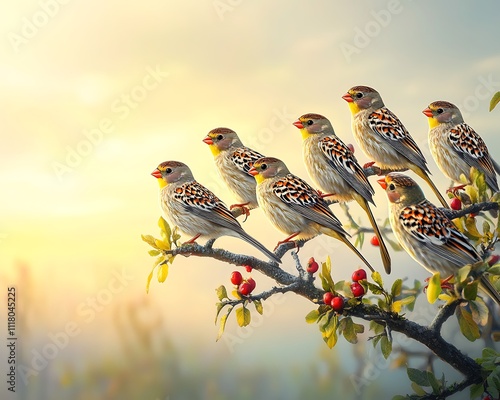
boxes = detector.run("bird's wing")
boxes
[399,200,480,266]
[318,136,375,203]
[448,123,498,190]
[368,107,428,171]
[174,181,242,231]
[231,147,265,177]
[272,174,347,233]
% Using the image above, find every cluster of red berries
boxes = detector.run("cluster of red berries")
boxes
[322,268,368,312]
[231,270,256,296]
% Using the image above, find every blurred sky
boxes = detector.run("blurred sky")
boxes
[1,1,500,398]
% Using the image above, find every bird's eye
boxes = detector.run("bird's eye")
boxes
[306,120,313,126]
[388,183,395,191]
[165,168,172,174]
[436,108,443,114]
[260,163,268,171]
[355,92,363,99]
[216,135,223,141]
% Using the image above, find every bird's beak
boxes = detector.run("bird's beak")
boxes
[202,136,213,145]
[422,107,433,118]
[151,169,162,179]
[292,119,304,129]
[377,177,387,190]
[342,93,353,103]
[248,166,258,176]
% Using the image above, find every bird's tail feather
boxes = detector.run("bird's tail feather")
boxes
[412,167,449,209]
[239,230,282,264]
[480,275,500,306]
[323,228,375,272]
[358,196,391,274]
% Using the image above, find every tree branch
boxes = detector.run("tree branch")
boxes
[440,201,499,219]
[429,299,464,333]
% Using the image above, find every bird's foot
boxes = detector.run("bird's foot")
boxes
[316,190,336,199]
[230,203,251,222]
[274,232,300,252]
[184,233,201,245]
[446,184,467,195]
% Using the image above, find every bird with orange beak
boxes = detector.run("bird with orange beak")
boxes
[423,101,500,193]
[202,127,265,218]
[151,160,281,264]
[342,85,449,208]
[378,172,500,305]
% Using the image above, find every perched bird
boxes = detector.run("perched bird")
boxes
[249,157,375,272]
[203,127,264,218]
[378,172,500,305]
[342,86,449,208]
[151,161,281,264]
[293,113,391,274]
[423,101,500,193]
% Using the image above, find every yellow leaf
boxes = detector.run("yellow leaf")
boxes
[236,306,251,327]
[155,238,171,251]
[158,217,172,240]
[232,290,241,300]
[391,300,402,313]
[489,91,500,112]
[157,263,168,283]
[427,273,442,304]
[146,269,154,294]
[141,234,159,249]
[216,307,233,341]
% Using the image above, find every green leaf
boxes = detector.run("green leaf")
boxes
[456,306,481,341]
[366,282,384,295]
[470,382,485,399]
[483,220,491,235]
[372,271,383,287]
[463,281,478,301]
[410,382,427,396]
[214,302,225,324]
[319,256,335,292]
[369,321,385,335]
[342,317,358,344]
[469,297,489,326]
[148,249,161,257]
[392,395,408,400]
[216,307,233,341]
[157,263,168,283]
[305,309,320,324]
[427,272,442,304]
[236,306,251,327]
[407,367,430,386]
[391,279,403,298]
[490,91,500,111]
[141,234,159,249]
[254,299,263,315]
[426,371,441,394]
[457,264,471,283]
[216,285,229,301]
[380,335,392,359]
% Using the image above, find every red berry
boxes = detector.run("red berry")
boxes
[370,236,380,246]
[306,257,319,273]
[330,296,344,312]
[247,277,256,292]
[352,268,367,282]
[323,292,334,305]
[488,254,500,266]
[245,265,253,273]
[239,282,252,296]
[351,282,365,298]
[347,143,355,154]
[450,197,462,211]
[230,271,243,286]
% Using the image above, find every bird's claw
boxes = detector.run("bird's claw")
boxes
[230,203,251,222]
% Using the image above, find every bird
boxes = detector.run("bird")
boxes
[423,101,500,193]
[202,127,264,218]
[293,113,391,274]
[378,172,500,305]
[248,156,375,272]
[151,161,281,264]
[342,85,449,209]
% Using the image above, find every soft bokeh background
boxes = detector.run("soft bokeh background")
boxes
[1,1,499,399]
